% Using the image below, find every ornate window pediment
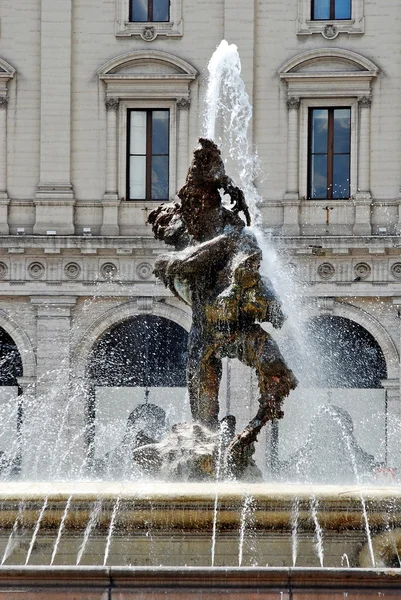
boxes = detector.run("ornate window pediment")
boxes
[279,49,379,97]
[0,58,15,99]
[97,50,197,99]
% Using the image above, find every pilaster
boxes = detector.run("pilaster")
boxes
[353,96,372,235]
[0,97,9,234]
[101,98,120,236]
[282,97,300,236]
[30,296,77,396]
[34,0,74,234]
[176,97,190,189]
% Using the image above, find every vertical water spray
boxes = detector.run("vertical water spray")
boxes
[204,40,261,224]
[291,497,299,567]
[1,501,25,565]
[25,496,48,565]
[211,421,228,567]
[204,41,307,375]
[76,499,103,565]
[310,496,324,567]
[238,494,254,567]
[103,496,120,566]
[50,495,72,566]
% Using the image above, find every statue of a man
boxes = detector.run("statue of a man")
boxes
[148,139,297,452]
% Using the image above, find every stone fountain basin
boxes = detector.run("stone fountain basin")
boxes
[0,481,400,571]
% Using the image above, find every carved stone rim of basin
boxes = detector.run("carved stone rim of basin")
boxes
[0,482,399,531]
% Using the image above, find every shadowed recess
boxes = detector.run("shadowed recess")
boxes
[305,316,386,388]
[87,315,188,387]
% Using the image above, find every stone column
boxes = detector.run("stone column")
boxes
[354,96,372,235]
[176,97,190,190]
[282,97,300,235]
[34,0,75,234]
[101,98,120,235]
[0,97,9,233]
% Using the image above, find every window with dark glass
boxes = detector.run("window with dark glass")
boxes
[312,0,351,19]
[130,0,170,22]
[308,107,351,200]
[127,109,169,201]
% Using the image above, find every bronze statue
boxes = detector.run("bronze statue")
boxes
[148,138,297,467]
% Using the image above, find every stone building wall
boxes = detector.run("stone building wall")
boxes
[0,0,399,475]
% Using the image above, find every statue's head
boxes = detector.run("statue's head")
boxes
[190,138,226,183]
[177,138,250,241]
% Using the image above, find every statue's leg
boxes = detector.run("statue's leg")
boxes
[232,326,297,447]
[187,332,222,430]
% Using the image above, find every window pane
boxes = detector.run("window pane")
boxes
[311,109,328,154]
[335,0,351,19]
[130,111,147,155]
[130,156,146,199]
[152,110,169,155]
[333,155,350,198]
[131,0,148,21]
[313,0,330,19]
[153,0,170,21]
[152,156,169,200]
[311,155,328,199]
[333,108,351,153]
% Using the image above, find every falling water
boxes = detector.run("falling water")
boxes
[341,553,350,568]
[76,499,102,565]
[50,495,72,566]
[1,501,25,565]
[310,496,324,567]
[25,496,48,565]
[238,494,254,566]
[211,422,228,567]
[291,497,299,567]
[103,497,120,566]
[326,405,376,567]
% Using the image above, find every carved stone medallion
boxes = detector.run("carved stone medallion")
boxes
[317,262,335,280]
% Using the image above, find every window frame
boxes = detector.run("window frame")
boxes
[297,0,364,37]
[119,100,177,204]
[301,98,358,201]
[126,108,171,202]
[116,0,182,39]
[307,106,352,200]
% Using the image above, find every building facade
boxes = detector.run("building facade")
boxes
[0,0,400,477]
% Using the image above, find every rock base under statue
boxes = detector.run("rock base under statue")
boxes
[131,421,263,482]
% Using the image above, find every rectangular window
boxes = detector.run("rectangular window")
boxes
[308,107,351,200]
[127,109,170,201]
[312,0,351,19]
[130,0,170,22]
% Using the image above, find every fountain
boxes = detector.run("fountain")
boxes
[0,40,400,598]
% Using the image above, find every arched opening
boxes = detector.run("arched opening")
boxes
[277,316,388,482]
[0,327,23,386]
[304,315,387,388]
[87,315,187,387]
[86,315,188,472]
[0,328,23,477]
